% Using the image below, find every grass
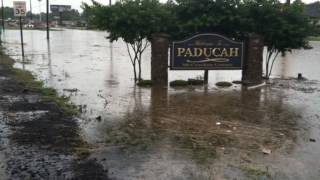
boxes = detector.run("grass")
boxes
[241,166,272,180]
[104,120,160,152]
[173,135,217,164]
[73,147,91,158]
[1,52,78,116]
[0,49,92,158]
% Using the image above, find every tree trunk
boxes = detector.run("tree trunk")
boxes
[138,52,142,82]
[133,61,137,82]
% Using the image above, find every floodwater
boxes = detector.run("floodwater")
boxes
[2,29,320,179]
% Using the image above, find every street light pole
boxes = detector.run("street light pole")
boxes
[46,0,49,40]
[1,0,4,31]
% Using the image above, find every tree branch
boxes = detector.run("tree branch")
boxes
[268,50,280,78]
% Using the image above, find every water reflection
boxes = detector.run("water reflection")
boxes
[91,86,302,179]
[46,40,54,84]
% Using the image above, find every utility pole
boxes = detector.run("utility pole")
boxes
[109,0,113,54]
[30,0,33,20]
[38,0,42,22]
[0,26,2,45]
[1,0,4,31]
[46,0,49,40]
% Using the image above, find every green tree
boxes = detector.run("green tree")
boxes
[170,0,244,40]
[242,0,318,79]
[0,7,14,20]
[170,0,318,79]
[85,0,318,82]
[83,0,171,82]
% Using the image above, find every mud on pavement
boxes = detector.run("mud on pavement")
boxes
[0,52,110,179]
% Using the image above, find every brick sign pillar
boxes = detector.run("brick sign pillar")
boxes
[151,33,170,87]
[242,33,264,85]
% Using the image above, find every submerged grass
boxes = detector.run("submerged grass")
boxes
[173,135,218,164]
[241,166,272,180]
[1,52,78,116]
[12,68,78,116]
[0,50,89,157]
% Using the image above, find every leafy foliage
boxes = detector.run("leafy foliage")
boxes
[243,0,318,78]
[83,0,172,82]
[84,0,319,81]
[170,0,319,78]
[169,0,245,40]
[0,7,14,20]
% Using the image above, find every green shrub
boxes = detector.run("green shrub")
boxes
[216,81,233,87]
[232,80,242,84]
[170,80,188,87]
[137,80,153,87]
[188,79,204,85]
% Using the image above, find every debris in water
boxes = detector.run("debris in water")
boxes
[216,122,221,125]
[63,88,79,92]
[96,116,102,121]
[297,73,307,80]
[262,148,271,155]
[309,138,316,143]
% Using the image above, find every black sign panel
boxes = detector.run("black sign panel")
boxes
[50,5,71,12]
[170,34,244,70]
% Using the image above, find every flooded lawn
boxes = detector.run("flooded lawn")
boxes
[2,29,320,179]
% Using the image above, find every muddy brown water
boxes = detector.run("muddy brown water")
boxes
[2,29,320,179]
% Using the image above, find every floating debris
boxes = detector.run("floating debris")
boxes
[96,116,102,121]
[63,88,79,93]
[262,148,272,155]
[309,138,316,143]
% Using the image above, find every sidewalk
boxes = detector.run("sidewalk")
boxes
[0,52,109,179]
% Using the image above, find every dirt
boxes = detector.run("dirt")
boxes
[0,53,110,179]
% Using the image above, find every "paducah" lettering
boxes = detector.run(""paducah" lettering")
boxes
[177,48,240,57]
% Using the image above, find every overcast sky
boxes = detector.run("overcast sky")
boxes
[5,0,319,13]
